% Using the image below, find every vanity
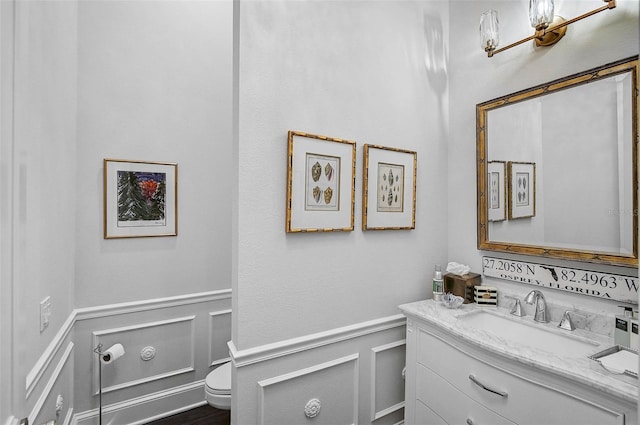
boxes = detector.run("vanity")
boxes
[399,300,638,425]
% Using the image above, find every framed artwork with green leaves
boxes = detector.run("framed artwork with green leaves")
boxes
[103,158,178,238]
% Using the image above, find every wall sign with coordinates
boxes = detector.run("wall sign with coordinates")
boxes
[482,256,638,304]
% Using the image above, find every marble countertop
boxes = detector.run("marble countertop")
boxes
[399,299,638,403]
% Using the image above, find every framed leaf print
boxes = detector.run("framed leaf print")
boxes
[487,160,506,222]
[285,131,356,232]
[508,161,536,220]
[362,144,417,230]
[103,159,178,238]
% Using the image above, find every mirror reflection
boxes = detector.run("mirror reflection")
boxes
[477,56,638,267]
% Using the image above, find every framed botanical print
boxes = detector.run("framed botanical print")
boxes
[285,131,356,232]
[103,159,178,238]
[362,144,417,230]
[508,161,536,220]
[487,160,506,222]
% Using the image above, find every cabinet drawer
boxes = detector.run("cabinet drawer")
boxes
[416,363,516,425]
[415,400,447,425]
[417,328,623,425]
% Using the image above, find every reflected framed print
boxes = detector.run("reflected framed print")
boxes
[285,131,356,232]
[103,158,178,238]
[488,160,506,222]
[508,161,535,220]
[362,144,417,230]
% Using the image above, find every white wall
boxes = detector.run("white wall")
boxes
[2,0,235,423]
[448,0,639,310]
[234,0,449,352]
[0,1,15,423]
[75,0,233,307]
[233,0,449,423]
[7,0,79,420]
[1,0,638,423]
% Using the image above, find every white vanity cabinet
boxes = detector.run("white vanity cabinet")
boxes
[402,310,637,425]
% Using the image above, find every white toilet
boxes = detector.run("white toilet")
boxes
[205,361,232,410]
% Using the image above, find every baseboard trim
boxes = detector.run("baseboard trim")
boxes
[229,314,406,368]
[71,380,206,425]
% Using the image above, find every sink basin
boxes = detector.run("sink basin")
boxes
[457,309,601,357]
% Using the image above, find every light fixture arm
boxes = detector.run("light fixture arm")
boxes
[486,0,616,57]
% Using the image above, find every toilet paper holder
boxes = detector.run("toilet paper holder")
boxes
[94,343,125,425]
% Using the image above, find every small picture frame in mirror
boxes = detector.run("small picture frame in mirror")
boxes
[487,160,506,222]
[507,161,535,220]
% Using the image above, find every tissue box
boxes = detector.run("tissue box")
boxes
[443,272,481,304]
[474,286,497,305]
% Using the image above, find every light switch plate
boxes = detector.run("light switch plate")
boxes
[40,296,51,333]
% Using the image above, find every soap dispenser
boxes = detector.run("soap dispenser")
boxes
[432,265,444,302]
[630,311,639,351]
[614,306,633,348]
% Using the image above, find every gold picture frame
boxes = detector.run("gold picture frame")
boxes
[487,160,506,222]
[285,131,356,233]
[507,161,536,220]
[362,144,417,230]
[103,158,178,238]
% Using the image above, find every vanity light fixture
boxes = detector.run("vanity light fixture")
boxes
[480,0,616,57]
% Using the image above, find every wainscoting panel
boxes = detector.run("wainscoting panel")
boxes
[257,354,359,425]
[30,342,74,425]
[208,309,232,366]
[92,316,196,394]
[370,340,406,422]
[67,290,231,424]
[231,314,407,425]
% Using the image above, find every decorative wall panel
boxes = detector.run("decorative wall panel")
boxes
[257,354,359,425]
[208,309,232,366]
[370,340,406,421]
[92,316,195,394]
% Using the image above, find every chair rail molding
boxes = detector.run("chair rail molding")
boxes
[229,314,406,368]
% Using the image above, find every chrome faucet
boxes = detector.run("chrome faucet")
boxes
[524,290,549,323]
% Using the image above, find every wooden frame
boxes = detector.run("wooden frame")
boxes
[477,56,638,267]
[285,131,356,233]
[487,160,506,222]
[103,159,177,239]
[507,161,535,220]
[362,144,417,230]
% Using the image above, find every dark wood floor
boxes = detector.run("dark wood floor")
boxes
[146,405,230,425]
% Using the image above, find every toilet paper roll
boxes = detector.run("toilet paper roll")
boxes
[101,343,125,364]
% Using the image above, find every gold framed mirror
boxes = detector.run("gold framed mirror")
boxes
[477,56,638,267]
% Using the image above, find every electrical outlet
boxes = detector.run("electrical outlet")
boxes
[40,296,51,333]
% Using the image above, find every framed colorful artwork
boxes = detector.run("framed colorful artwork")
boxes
[285,131,356,232]
[487,160,506,222]
[508,161,536,220]
[362,144,417,230]
[103,159,178,238]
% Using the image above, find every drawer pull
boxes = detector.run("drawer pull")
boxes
[466,419,474,425]
[468,374,508,398]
